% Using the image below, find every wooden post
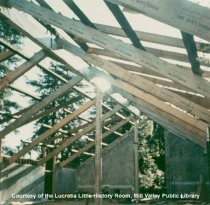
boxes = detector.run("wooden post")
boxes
[134,118,139,195]
[95,86,102,205]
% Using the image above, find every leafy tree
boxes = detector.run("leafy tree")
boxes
[138,119,165,193]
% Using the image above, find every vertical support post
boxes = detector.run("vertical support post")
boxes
[207,126,210,181]
[134,118,139,195]
[0,139,2,163]
[52,156,56,195]
[95,86,103,205]
[44,146,56,197]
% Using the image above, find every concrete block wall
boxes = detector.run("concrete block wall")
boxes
[165,131,210,200]
[77,130,135,194]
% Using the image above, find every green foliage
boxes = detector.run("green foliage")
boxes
[0,18,22,113]
[27,62,86,163]
[138,120,165,192]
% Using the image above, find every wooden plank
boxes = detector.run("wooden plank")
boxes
[95,87,102,205]
[0,76,82,139]
[0,50,46,91]
[37,105,121,165]
[134,118,139,194]
[0,50,14,62]
[94,23,210,53]
[60,116,133,167]
[9,85,41,100]
[114,88,206,147]
[59,40,210,123]
[9,100,95,163]
[181,32,202,75]
[5,0,210,98]
[88,46,210,67]
[111,60,210,79]
[104,0,145,50]
[106,0,210,42]
[113,79,207,132]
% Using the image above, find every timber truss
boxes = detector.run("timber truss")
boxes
[0,0,210,167]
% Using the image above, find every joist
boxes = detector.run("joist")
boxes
[59,40,210,123]
[4,0,210,98]
[0,49,46,91]
[0,76,82,139]
[0,50,14,62]
[8,100,95,163]
[181,32,202,75]
[111,60,210,79]
[104,0,145,50]
[106,0,210,42]
[60,116,133,167]
[113,79,207,132]
[133,95,206,147]
[37,0,89,52]
[112,87,206,147]
[37,105,122,165]
[0,11,139,120]
[88,46,210,67]
[9,85,41,100]
[94,23,210,53]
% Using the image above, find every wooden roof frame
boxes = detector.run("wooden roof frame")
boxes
[0,0,209,166]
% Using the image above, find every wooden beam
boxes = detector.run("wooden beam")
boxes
[104,0,145,50]
[134,118,139,194]
[106,0,210,42]
[0,50,14,62]
[9,85,41,100]
[8,100,95,163]
[59,40,210,123]
[0,76,82,139]
[88,46,210,68]
[114,88,206,147]
[114,79,207,132]
[95,86,102,205]
[5,0,210,98]
[181,32,202,75]
[60,116,132,167]
[37,105,121,166]
[93,23,210,53]
[0,50,46,91]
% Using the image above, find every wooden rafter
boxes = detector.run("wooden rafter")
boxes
[0,50,46,91]
[0,50,14,62]
[0,76,82,138]
[3,0,210,98]
[93,23,210,53]
[37,104,122,165]
[181,31,202,75]
[106,0,210,42]
[59,39,210,123]
[60,116,133,167]
[104,0,145,50]
[8,100,95,163]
